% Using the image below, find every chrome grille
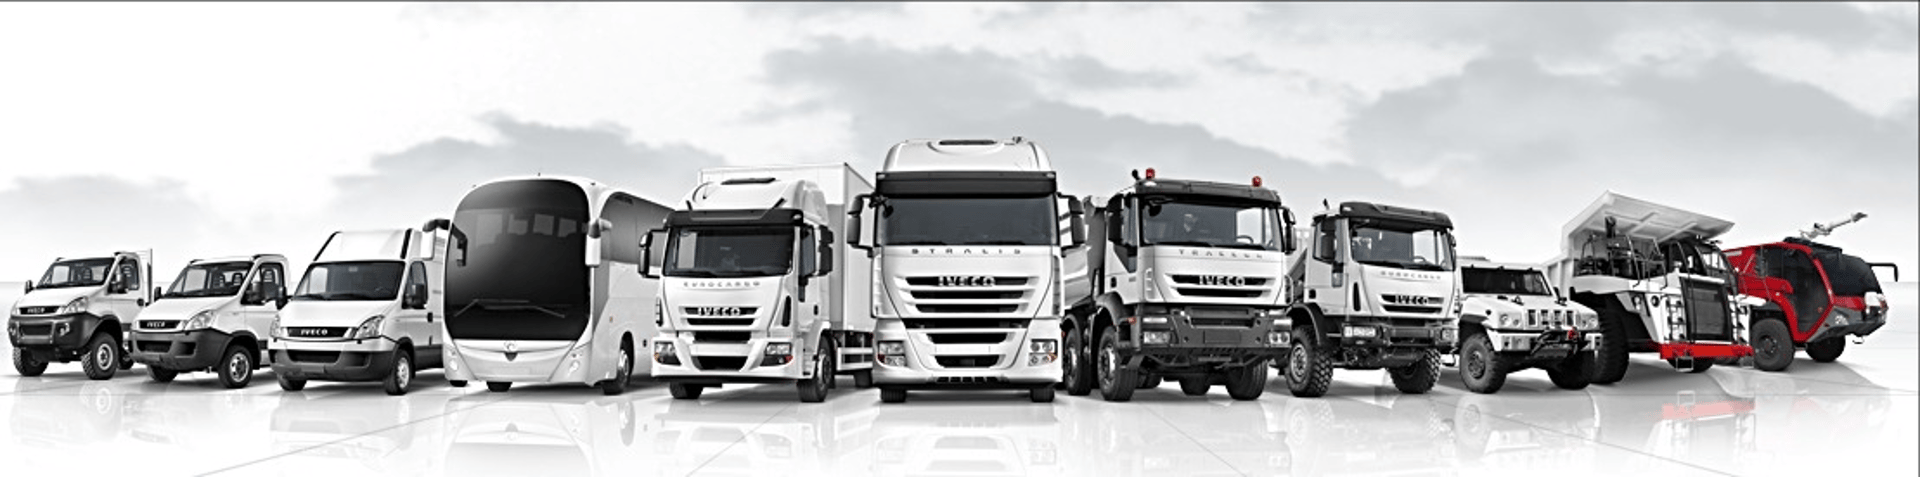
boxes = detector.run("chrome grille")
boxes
[903,275,1036,316]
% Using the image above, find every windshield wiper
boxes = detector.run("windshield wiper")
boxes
[962,240,1036,246]
[667,269,720,278]
[1217,243,1272,251]
[1150,241,1217,248]
[454,298,566,319]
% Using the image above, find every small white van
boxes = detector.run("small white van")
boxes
[270,229,446,395]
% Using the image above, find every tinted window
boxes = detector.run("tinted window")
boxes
[1463,268,1554,296]
[292,261,405,301]
[1350,221,1454,271]
[1815,251,1882,296]
[665,226,795,278]
[446,180,590,341]
[166,261,253,298]
[604,193,669,265]
[880,196,1056,246]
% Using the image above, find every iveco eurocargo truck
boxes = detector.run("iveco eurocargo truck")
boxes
[271,229,446,395]
[10,250,153,379]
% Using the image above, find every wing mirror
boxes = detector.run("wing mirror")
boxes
[848,194,874,255]
[22,281,32,293]
[818,227,836,276]
[587,218,614,239]
[639,229,664,279]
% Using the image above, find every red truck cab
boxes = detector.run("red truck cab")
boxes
[1723,237,1896,371]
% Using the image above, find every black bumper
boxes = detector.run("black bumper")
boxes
[1494,328,1592,365]
[8,313,106,354]
[271,349,398,382]
[1128,317,1286,368]
[1810,307,1886,342]
[129,329,232,371]
[1326,317,1457,350]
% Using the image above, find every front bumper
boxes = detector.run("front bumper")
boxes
[130,329,231,371]
[650,333,806,383]
[1327,315,1458,350]
[270,338,399,382]
[1485,327,1600,363]
[1810,306,1886,342]
[1129,313,1290,369]
[8,313,102,351]
[871,318,1061,388]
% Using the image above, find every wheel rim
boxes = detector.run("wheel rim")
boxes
[94,343,113,368]
[1465,347,1487,379]
[1098,340,1117,389]
[1062,339,1078,387]
[617,348,630,380]
[396,357,411,388]
[1288,345,1308,381]
[229,352,249,382]
[1759,335,1779,361]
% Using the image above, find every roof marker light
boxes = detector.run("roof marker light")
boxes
[1144,168,1156,180]
[1252,176,1263,187]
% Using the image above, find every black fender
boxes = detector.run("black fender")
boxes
[1091,292,1129,343]
[226,330,263,357]
[85,314,123,342]
[1286,304,1334,346]
[1457,314,1489,338]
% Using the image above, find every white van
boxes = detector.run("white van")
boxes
[130,254,291,388]
[9,250,155,379]
[270,229,446,395]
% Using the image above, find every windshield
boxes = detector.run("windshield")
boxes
[665,226,794,278]
[445,179,590,341]
[1463,268,1554,296]
[880,196,1056,246]
[292,261,404,301]
[1814,251,1882,296]
[37,258,115,289]
[1350,222,1455,271]
[1140,197,1282,251]
[166,262,253,298]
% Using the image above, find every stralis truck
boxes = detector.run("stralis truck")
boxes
[430,176,671,395]
[131,254,290,388]
[645,164,875,402]
[1064,168,1296,402]
[10,250,154,379]
[272,230,445,395]
[1543,192,1754,382]
[845,138,1089,403]
[1453,257,1600,394]
[1278,201,1461,398]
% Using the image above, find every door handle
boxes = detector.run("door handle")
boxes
[427,312,434,323]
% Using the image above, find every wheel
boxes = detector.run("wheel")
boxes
[1095,327,1138,402]
[853,369,874,389]
[383,350,414,396]
[214,346,255,389]
[1284,327,1333,398]
[1669,358,1713,373]
[449,380,468,388]
[1179,376,1210,396]
[1061,327,1093,396]
[1030,385,1056,403]
[82,333,120,380]
[1458,331,1507,394]
[1224,365,1267,401]
[146,365,178,383]
[277,374,307,391]
[601,341,634,396]
[1592,302,1631,384]
[668,382,704,400]
[798,342,832,403]
[1548,352,1594,390]
[1137,374,1163,389]
[1751,319,1793,372]
[485,381,512,392]
[13,348,48,377]
[1389,349,1440,394]
[1806,337,1846,363]
[880,387,907,403]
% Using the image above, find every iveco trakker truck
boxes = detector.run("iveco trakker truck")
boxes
[429,176,671,395]
[131,254,290,388]
[846,138,1089,403]
[1278,201,1461,398]
[10,250,153,379]
[1064,168,1295,402]
[1453,257,1600,394]
[272,229,445,395]
[1543,192,1754,381]
[646,164,875,402]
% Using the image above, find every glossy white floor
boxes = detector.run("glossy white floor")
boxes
[3,285,1914,476]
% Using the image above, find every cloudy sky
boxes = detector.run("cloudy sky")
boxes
[1,3,1914,283]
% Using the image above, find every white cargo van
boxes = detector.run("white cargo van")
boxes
[271,229,446,395]
[130,254,291,388]
[9,250,155,379]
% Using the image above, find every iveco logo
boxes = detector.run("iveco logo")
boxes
[1387,295,1436,306]
[294,328,328,337]
[938,276,996,287]
[504,342,518,362]
[1196,275,1246,287]
[696,307,743,316]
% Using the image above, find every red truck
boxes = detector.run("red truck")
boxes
[1723,237,1897,371]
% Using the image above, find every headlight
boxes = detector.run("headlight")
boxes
[58,297,88,315]
[1142,331,1172,345]
[182,310,213,330]
[350,315,385,340]
[766,342,793,356]
[1500,313,1518,327]
[1030,339,1057,353]
[877,340,907,367]
[270,316,284,338]
[1140,316,1170,325]
[1030,339,1059,366]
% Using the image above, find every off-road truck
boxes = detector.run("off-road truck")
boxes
[1453,258,1600,394]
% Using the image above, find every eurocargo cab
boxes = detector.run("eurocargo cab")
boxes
[9,250,155,379]
[271,229,446,395]
[129,254,291,388]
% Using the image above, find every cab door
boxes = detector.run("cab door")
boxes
[1304,217,1350,317]
[239,262,288,351]
[795,226,826,329]
[1106,195,1142,303]
[105,255,146,321]
[397,260,440,368]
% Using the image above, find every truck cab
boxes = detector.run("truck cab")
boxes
[1280,201,1462,398]
[10,250,154,379]
[130,254,290,388]
[1452,258,1601,394]
[1066,168,1296,402]
[1723,237,1897,370]
[271,229,446,395]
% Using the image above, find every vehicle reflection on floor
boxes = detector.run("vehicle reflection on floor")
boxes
[1269,388,1458,476]
[269,385,457,475]
[868,391,1064,476]
[439,386,647,477]
[646,385,879,475]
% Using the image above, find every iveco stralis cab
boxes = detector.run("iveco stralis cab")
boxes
[271,230,446,395]
[846,138,1090,403]
[429,176,671,395]
[645,164,876,402]
[10,250,154,379]
[130,254,291,388]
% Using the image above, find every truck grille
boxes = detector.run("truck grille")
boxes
[17,306,56,315]
[927,333,1009,344]
[140,320,180,330]
[903,319,1031,329]
[694,331,751,343]
[19,324,52,336]
[693,356,748,371]
[286,351,340,364]
[284,327,349,339]
[1169,275,1271,299]
[935,356,1000,368]
[1186,306,1259,327]
[1381,294,1446,315]
[1527,309,1572,327]
[903,276,1036,316]
[137,341,173,353]
[1383,305,1445,314]
[1682,279,1733,341]
[934,376,1008,385]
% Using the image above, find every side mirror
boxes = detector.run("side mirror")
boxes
[587,218,613,239]
[152,287,162,301]
[639,229,663,279]
[1280,209,1298,253]
[818,228,836,276]
[405,284,428,309]
[22,281,32,293]
[423,219,469,267]
[1064,196,1087,249]
[241,284,264,306]
[847,194,871,252]
[1871,263,1900,282]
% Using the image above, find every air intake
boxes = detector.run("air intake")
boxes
[935,139,1000,146]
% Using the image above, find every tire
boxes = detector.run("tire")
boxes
[1548,352,1594,390]
[1096,327,1138,402]
[1458,331,1507,394]
[1030,385,1055,403]
[798,342,831,403]
[1179,376,1210,396]
[13,348,48,377]
[1062,327,1093,396]
[1284,327,1333,398]
[1224,365,1267,401]
[669,382,704,400]
[216,345,255,389]
[383,350,414,396]
[277,374,307,391]
[880,387,907,404]
[82,333,120,380]
[449,380,468,388]
[1669,358,1713,373]
[1806,337,1845,363]
[853,369,873,389]
[1389,349,1440,394]
[147,365,178,383]
[1592,303,1631,384]
[601,341,634,396]
[1137,374,1163,389]
[485,381,512,392]
[1751,319,1793,372]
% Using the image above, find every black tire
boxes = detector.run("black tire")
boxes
[1458,331,1507,394]
[1548,352,1594,390]
[1062,327,1093,396]
[485,381,512,392]
[1138,374,1163,389]
[449,380,468,388]
[1751,319,1793,372]
[1179,376,1210,396]
[216,345,255,389]
[853,369,873,389]
[1224,365,1267,401]
[798,342,831,403]
[880,387,907,403]
[147,365,178,383]
[1096,327,1138,402]
[277,374,307,391]
[82,333,120,380]
[1806,337,1845,363]
[383,350,414,396]
[601,341,634,396]
[1592,303,1631,384]
[1284,327,1333,398]
[669,382,704,400]
[13,348,48,377]
[1030,385,1055,403]
[1389,349,1441,394]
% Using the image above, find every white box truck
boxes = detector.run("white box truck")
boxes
[429,176,671,395]
[130,254,291,388]
[643,164,875,402]
[845,138,1091,403]
[9,250,154,379]
[271,229,446,395]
